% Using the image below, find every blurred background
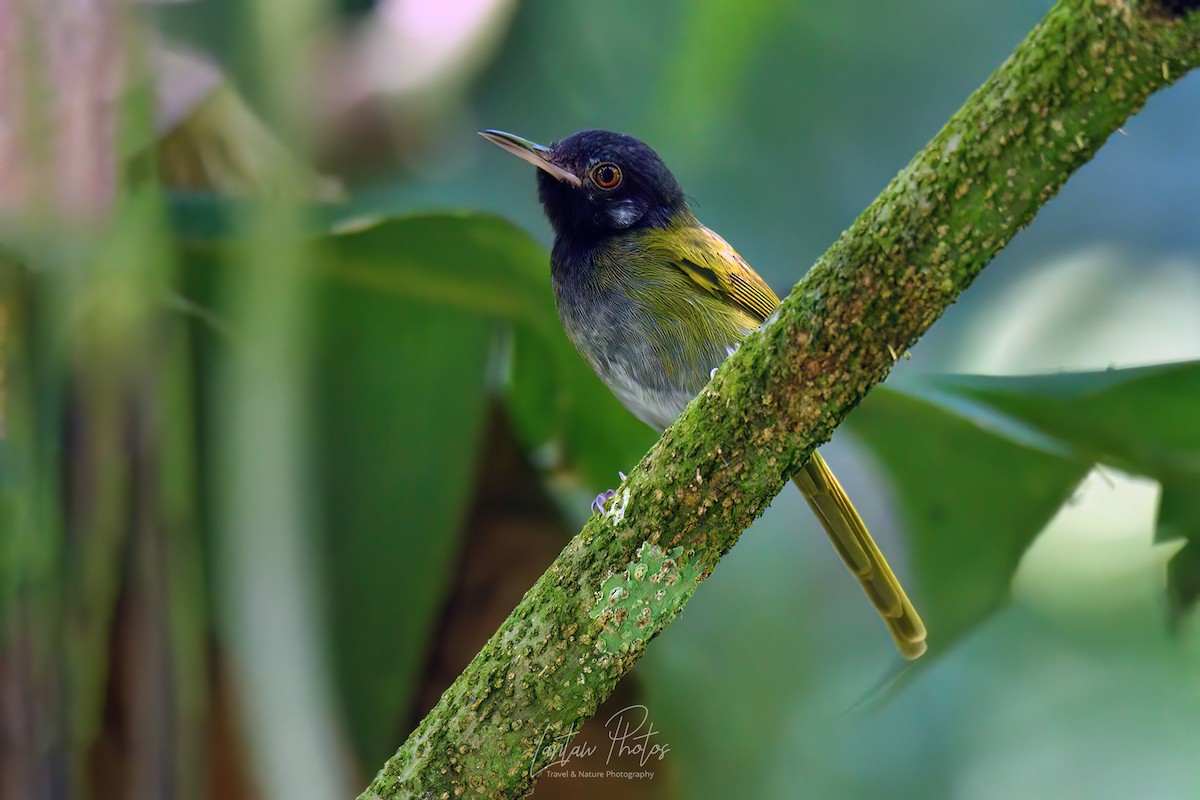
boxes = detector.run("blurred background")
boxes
[3,0,1200,798]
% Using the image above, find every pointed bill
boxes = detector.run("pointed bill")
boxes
[479,129,582,186]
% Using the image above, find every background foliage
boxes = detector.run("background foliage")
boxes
[4,1,1200,798]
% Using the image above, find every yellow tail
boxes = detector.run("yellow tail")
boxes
[793,452,927,659]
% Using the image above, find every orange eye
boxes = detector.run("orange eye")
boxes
[591,162,622,189]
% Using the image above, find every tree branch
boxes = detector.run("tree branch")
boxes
[362,2,1200,797]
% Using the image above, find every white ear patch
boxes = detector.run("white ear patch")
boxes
[608,199,644,229]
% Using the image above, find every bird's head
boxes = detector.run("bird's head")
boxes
[480,128,686,240]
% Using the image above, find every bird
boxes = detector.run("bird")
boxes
[480,128,926,660]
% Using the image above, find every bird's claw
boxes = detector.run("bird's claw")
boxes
[592,488,618,514]
[711,343,742,379]
[591,472,630,514]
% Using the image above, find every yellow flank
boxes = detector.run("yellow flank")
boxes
[794,452,928,659]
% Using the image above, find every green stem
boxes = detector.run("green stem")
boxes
[362,2,1200,797]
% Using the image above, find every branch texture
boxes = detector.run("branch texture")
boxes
[363,2,1200,797]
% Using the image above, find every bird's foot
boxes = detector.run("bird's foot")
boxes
[591,471,629,514]
[591,489,617,514]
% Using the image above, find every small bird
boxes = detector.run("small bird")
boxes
[481,128,926,659]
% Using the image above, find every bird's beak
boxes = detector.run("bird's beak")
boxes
[479,129,582,187]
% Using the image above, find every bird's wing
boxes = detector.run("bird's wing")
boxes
[670,224,781,324]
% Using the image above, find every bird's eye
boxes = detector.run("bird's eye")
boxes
[590,162,622,190]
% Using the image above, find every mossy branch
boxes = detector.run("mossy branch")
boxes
[362,2,1200,797]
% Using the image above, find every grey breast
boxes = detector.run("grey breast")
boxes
[553,281,726,434]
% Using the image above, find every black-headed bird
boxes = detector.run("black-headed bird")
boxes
[481,128,926,659]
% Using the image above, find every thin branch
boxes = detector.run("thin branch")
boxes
[362,2,1200,797]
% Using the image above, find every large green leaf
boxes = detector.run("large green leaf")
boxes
[922,364,1200,482]
[313,284,492,767]
[845,386,1090,652]
[1157,483,1200,623]
[916,363,1200,619]
[853,361,1200,650]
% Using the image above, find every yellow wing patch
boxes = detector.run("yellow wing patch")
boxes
[670,223,780,324]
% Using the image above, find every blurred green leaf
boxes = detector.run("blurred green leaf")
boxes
[846,386,1089,653]
[326,213,550,323]
[920,363,1200,623]
[1157,483,1200,622]
[527,331,656,490]
[314,284,492,767]
[507,323,559,448]
[845,360,1200,655]
[923,363,1200,481]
